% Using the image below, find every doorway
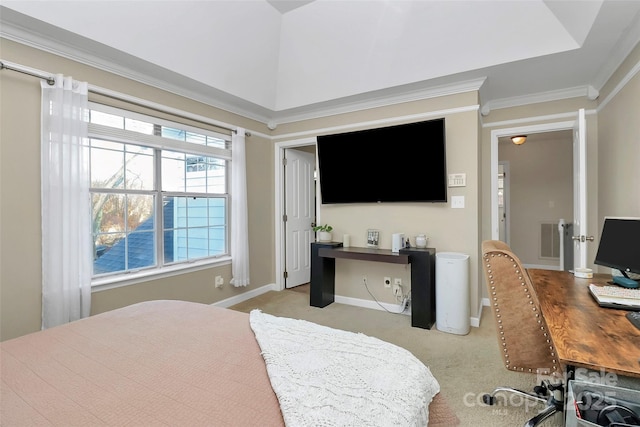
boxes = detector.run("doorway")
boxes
[492,124,577,271]
[283,147,315,288]
[274,137,318,291]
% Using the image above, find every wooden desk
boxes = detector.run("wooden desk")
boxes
[528,269,640,379]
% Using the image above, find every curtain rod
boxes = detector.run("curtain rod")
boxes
[0,59,251,137]
[0,60,55,85]
[90,87,251,137]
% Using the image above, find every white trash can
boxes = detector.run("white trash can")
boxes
[436,252,470,335]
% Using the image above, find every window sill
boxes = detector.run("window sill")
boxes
[91,256,232,292]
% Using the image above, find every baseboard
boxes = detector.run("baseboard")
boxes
[218,286,482,328]
[523,263,562,271]
[470,299,485,327]
[212,283,278,308]
[335,294,480,329]
[335,295,410,316]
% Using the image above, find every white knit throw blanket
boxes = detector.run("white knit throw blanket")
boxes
[249,310,440,427]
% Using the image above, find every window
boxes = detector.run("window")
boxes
[89,104,231,280]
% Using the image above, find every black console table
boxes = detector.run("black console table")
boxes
[310,242,436,329]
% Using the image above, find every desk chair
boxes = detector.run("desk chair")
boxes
[481,240,564,427]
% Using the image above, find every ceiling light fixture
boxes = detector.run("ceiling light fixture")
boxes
[511,135,527,145]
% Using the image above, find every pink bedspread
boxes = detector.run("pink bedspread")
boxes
[1,300,458,426]
[1,300,284,426]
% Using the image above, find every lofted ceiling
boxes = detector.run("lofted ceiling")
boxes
[1,1,640,127]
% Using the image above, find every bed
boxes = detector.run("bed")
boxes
[1,300,458,426]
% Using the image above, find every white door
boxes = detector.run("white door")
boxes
[572,109,593,269]
[284,149,315,288]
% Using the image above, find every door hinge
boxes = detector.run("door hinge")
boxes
[283,271,288,279]
[283,214,287,222]
[282,157,287,166]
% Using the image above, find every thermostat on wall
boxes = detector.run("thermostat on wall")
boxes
[448,173,466,187]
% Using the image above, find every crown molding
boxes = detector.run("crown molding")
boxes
[273,105,479,141]
[270,78,486,126]
[1,7,486,128]
[596,58,640,113]
[3,4,633,128]
[0,11,274,124]
[1,17,484,127]
[591,10,640,91]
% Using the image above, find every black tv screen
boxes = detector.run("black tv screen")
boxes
[594,217,640,276]
[316,118,447,204]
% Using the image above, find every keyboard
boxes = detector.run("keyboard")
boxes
[589,284,640,309]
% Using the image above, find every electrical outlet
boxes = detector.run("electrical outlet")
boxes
[384,277,391,288]
[215,275,224,288]
[394,278,402,286]
[392,284,402,297]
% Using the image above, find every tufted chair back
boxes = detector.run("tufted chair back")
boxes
[481,240,561,378]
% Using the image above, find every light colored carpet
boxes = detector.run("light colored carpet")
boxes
[229,285,564,427]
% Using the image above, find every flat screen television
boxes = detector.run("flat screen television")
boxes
[316,118,447,204]
[594,217,640,287]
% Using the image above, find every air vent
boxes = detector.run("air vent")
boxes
[540,222,560,259]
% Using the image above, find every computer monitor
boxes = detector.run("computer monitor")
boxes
[594,217,640,287]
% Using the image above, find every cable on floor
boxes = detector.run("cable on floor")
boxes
[363,277,410,314]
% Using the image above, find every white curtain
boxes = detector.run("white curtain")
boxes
[41,75,92,329]
[230,127,250,287]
